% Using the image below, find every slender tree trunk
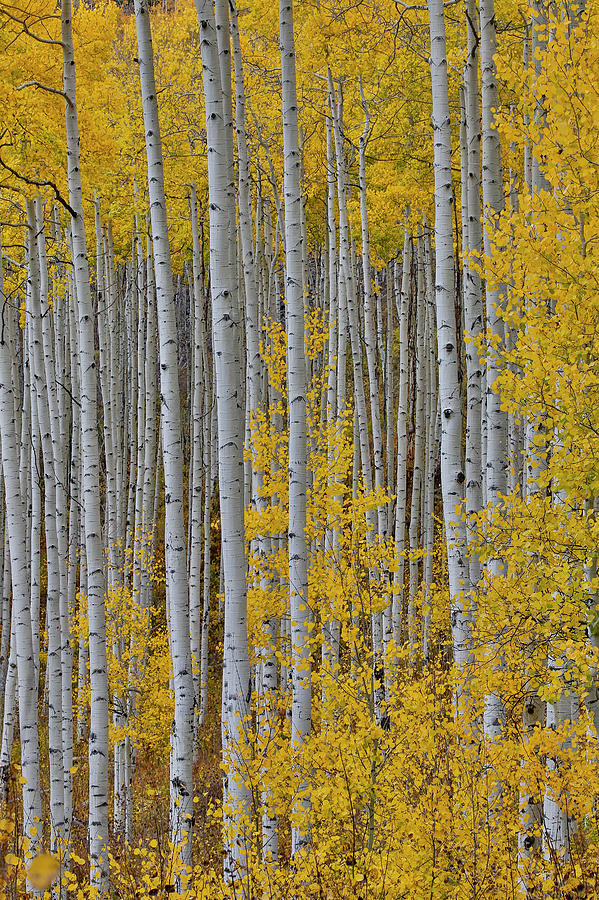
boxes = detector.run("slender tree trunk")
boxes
[0,228,42,857]
[393,232,412,649]
[62,0,111,887]
[189,185,205,741]
[408,237,426,657]
[281,0,311,855]
[28,199,65,851]
[194,0,252,877]
[134,0,195,870]
[359,81,386,539]
[427,0,471,673]
[462,3,484,589]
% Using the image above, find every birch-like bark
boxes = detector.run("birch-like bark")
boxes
[385,267,395,545]
[30,379,41,690]
[480,0,508,507]
[65,299,80,847]
[323,114,341,693]
[62,0,110,886]
[142,236,158,608]
[0,599,16,804]
[38,197,73,845]
[480,0,509,754]
[462,3,484,588]
[393,233,412,648]
[134,0,195,868]
[194,0,251,876]
[427,0,471,671]
[422,236,438,658]
[189,185,205,738]
[0,227,42,856]
[0,532,9,730]
[281,0,311,855]
[408,237,426,655]
[231,0,279,859]
[28,199,65,850]
[199,369,212,728]
[359,81,386,539]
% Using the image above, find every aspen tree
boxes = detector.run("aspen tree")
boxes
[422,234,439,658]
[28,355,41,691]
[68,284,87,748]
[130,232,147,826]
[0,532,9,730]
[0,606,16,804]
[189,185,205,736]
[95,203,119,600]
[36,207,72,821]
[426,0,471,670]
[393,232,412,648]
[28,199,65,850]
[385,268,395,547]
[0,228,42,857]
[408,237,426,654]
[199,370,212,729]
[462,0,483,589]
[480,0,508,507]
[328,80,375,547]
[280,0,311,854]
[359,81,386,540]
[52,270,74,851]
[134,0,195,867]
[505,129,524,496]
[60,0,111,887]
[65,295,80,849]
[231,1,279,858]
[323,113,341,690]
[142,235,158,607]
[194,0,252,876]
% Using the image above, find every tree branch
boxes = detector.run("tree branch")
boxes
[0,154,77,220]
[16,81,72,107]
[0,7,64,46]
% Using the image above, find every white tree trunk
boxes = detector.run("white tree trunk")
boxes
[134,0,195,869]
[28,199,65,850]
[0,604,16,803]
[359,81,386,539]
[194,0,252,876]
[0,227,43,857]
[427,0,471,670]
[422,238,439,659]
[189,185,205,741]
[408,237,426,656]
[480,0,509,749]
[61,0,110,886]
[393,232,412,648]
[323,113,341,698]
[461,5,484,589]
[281,0,311,855]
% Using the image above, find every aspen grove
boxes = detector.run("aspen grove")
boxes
[0,0,599,896]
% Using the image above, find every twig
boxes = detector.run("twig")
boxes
[17,81,72,108]
[0,155,77,220]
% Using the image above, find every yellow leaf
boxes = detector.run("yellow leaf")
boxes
[27,853,60,890]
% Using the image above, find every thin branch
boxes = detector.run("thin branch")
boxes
[0,7,64,46]
[16,81,72,107]
[55,378,81,409]
[0,154,77,220]
[394,0,461,11]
